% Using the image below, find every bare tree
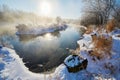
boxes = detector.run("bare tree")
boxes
[113,4,120,21]
[81,0,116,25]
[80,13,99,26]
[112,4,120,28]
[56,16,62,25]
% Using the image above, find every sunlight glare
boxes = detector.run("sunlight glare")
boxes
[44,33,53,40]
[40,1,52,16]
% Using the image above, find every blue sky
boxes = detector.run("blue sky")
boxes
[0,0,83,19]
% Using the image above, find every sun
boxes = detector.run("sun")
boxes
[40,1,52,16]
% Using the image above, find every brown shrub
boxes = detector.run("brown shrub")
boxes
[106,19,115,33]
[85,28,93,34]
[91,34,98,42]
[90,35,112,59]
[85,25,96,34]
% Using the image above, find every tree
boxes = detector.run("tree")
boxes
[80,13,97,26]
[56,16,62,25]
[113,5,120,22]
[16,24,28,33]
[81,0,116,26]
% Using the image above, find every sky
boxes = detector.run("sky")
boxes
[0,0,83,19]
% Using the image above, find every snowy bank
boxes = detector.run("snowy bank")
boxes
[0,46,93,80]
[16,24,68,35]
[77,32,120,80]
[0,47,47,80]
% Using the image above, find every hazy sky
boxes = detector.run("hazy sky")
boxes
[0,0,83,19]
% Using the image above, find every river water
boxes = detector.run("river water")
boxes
[6,26,82,73]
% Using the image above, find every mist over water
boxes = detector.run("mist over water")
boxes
[0,26,80,73]
[11,27,81,73]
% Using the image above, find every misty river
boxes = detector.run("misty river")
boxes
[2,26,82,73]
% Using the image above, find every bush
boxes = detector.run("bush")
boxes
[90,35,112,59]
[106,19,115,32]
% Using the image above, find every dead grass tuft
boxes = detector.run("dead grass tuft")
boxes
[85,25,95,34]
[106,19,115,33]
[90,35,112,59]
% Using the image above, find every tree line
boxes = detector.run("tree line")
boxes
[80,0,120,28]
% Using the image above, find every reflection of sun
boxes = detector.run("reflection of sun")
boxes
[44,33,53,40]
[40,1,52,16]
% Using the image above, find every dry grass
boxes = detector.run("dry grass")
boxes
[106,19,115,33]
[96,26,104,34]
[90,35,112,59]
[84,24,113,59]
[85,25,94,34]
[91,34,98,42]
[85,28,92,34]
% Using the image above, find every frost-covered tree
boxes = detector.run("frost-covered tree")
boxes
[56,16,62,25]
[81,0,116,26]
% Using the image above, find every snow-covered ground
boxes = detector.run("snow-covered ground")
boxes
[0,29,120,80]
[0,47,46,80]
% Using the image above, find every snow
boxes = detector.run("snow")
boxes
[111,29,120,35]
[112,34,120,52]
[0,47,92,80]
[16,24,68,35]
[78,31,120,80]
[0,29,120,80]
[53,64,93,80]
[77,34,92,50]
[64,55,84,67]
[0,47,46,80]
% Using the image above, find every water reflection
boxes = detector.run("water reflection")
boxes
[43,33,56,40]
[13,27,81,73]
[18,30,61,42]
